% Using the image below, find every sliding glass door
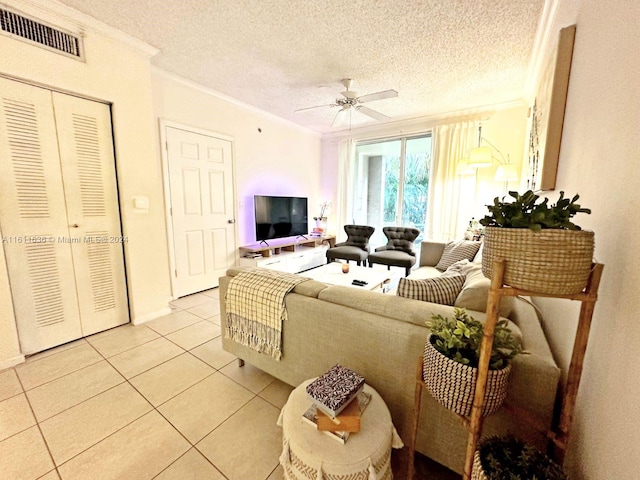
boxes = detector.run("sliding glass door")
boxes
[351,135,432,248]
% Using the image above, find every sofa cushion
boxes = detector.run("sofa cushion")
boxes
[418,241,447,267]
[314,284,523,342]
[435,240,482,271]
[454,263,514,317]
[472,241,484,263]
[406,266,441,280]
[397,275,465,306]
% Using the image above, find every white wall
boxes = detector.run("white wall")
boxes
[151,71,322,247]
[0,2,173,365]
[471,106,529,217]
[530,0,640,478]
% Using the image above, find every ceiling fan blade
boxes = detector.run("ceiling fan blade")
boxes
[294,103,337,113]
[331,108,347,127]
[357,89,398,104]
[358,106,390,122]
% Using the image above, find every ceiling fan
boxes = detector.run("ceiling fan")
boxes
[295,78,398,127]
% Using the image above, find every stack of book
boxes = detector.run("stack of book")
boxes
[302,364,371,444]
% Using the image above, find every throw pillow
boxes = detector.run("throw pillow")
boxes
[441,259,470,277]
[472,241,484,263]
[396,275,465,306]
[435,240,482,272]
[454,263,514,316]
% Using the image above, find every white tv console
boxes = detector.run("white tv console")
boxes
[238,235,336,274]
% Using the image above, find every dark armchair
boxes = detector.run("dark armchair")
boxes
[326,225,375,266]
[367,226,420,276]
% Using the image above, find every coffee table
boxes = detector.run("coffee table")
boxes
[301,262,400,293]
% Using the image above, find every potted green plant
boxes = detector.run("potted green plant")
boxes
[472,435,567,480]
[423,308,523,417]
[479,190,594,295]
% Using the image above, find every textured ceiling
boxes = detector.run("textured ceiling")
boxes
[58,0,545,133]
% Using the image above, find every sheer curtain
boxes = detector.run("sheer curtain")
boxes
[425,120,478,241]
[335,138,355,242]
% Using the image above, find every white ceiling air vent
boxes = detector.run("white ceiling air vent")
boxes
[0,7,83,60]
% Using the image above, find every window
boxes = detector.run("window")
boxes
[351,134,432,247]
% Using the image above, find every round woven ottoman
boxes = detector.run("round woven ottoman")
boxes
[277,378,403,480]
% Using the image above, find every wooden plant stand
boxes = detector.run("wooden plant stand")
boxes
[406,258,604,480]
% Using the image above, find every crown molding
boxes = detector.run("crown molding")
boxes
[1,0,159,57]
[524,0,561,100]
[151,67,321,138]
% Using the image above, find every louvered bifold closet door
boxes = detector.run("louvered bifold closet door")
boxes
[52,92,128,336]
[0,78,82,353]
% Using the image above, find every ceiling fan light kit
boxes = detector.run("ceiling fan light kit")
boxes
[331,108,347,127]
[295,78,398,127]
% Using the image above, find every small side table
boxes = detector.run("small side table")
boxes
[277,378,404,480]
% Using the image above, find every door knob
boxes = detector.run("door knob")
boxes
[71,224,79,228]
[228,219,236,224]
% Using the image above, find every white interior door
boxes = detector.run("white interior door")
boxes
[53,92,129,336]
[166,126,236,297]
[0,78,82,353]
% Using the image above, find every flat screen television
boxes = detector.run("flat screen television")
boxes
[254,195,308,242]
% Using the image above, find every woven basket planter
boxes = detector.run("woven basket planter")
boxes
[471,436,568,480]
[482,227,595,295]
[422,336,511,417]
[471,450,489,480]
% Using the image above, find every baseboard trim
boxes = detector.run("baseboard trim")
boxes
[0,354,25,370]
[131,307,172,326]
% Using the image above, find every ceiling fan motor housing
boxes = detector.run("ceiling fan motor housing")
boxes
[337,97,358,108]
[294,77,398,125]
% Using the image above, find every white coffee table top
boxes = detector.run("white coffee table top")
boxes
[301,262,399,291]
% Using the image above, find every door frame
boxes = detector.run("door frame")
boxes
[159,119,239,299]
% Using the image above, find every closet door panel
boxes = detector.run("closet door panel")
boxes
[0,78,82,354]
[53,92,128,336]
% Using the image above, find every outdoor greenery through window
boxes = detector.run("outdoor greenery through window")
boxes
[351,135,432,248]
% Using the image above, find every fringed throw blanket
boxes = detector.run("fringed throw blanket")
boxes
[225,267,309,360]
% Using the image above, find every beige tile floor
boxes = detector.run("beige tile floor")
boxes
[0,288,291,480]
[0,286,457,480]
